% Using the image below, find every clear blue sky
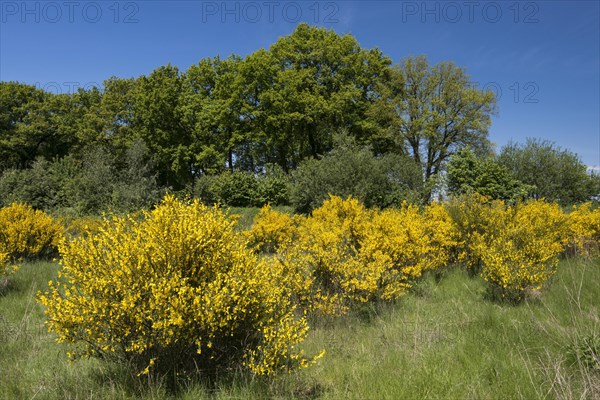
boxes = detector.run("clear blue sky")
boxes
[1,0,598,168]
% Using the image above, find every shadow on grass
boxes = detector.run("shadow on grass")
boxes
[0,274,22,297]
[87,357,328,399]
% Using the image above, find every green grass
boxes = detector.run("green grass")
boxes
[1,258,599,399]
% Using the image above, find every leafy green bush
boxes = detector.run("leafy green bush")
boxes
[0,159,58,210]
[253,165,291,206]
[446,147,532,202]
[290,133,423,213]
[195,166,290,207]
[498,138,596,204]
[0,142,162,216]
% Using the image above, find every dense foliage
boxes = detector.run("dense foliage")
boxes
[446,147,532,202]
[291,132,423,212]
[498,138,599,205]
[3,24,554,209]
[194,165,290,207]
[0,203,62,285]
[0,142,162,215]
[0,203,62,260]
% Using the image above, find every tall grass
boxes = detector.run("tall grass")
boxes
[1,258,598,399]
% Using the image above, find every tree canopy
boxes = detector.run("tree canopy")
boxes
[0,23,596,210]
[370,57,496,190]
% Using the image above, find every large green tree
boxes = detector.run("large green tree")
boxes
[0,82,78,171]
[130,65,191,188]
[250,23,391,171]
[181,55,255,175]
[371,56,496,200]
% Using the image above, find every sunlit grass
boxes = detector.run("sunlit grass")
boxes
[1,257,598,399]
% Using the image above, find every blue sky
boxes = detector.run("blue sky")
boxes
[1,0,598,168]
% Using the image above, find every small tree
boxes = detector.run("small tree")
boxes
[447,147,531,202]
[291,132,423,213]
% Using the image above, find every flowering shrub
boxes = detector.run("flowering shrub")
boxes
[567,203,600,256]
[445,193,508,272]
[278,196,375,314]
[444,194,573,302]
[38,195,321,377]
[360,205,432,301]
[423,202,461,272]
[277,197,459,313]
[474,200,569,301]
[0,203,63,260]
[245,205,301,253]
[61,216,105,238]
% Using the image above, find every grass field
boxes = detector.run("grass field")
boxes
[1,257,599,399]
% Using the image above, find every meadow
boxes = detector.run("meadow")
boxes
[3,22,599,400]
[1,238,599,399]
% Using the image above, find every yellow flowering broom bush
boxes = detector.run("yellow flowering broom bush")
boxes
[277,196,458,314]
[422,202,461,272]
[38,195,321,378]
[567,203,600,256]
[60,215,106,239]
[245,205,301,253]
[360,206,427,301]
[0,202,63,260]
[278,196,375,315]
[444,193,509,273]
[474,200,569,302]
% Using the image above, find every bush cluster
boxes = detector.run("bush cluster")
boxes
[33,193,600,382]
[271,196,457,314]
[474,200,569,301]
[290,133,423,213]
[195,166,290,207]
[253,194,599,306]
[0,203,63,285]
[0,203,63,261]
[245,205,300,253]
[0,142,162,216]
[567,203,600,256]
[444,194,600,301]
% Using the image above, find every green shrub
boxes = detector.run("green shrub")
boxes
[0,142,162,216]
[0,159,58,210]
[290,132,423,213]
[446,147,532,202]
[253,165,291,206]
[195,166,290,207]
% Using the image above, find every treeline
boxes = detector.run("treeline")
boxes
[0,24,597,214]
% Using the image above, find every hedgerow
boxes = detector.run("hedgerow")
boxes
[34,192,600,385]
